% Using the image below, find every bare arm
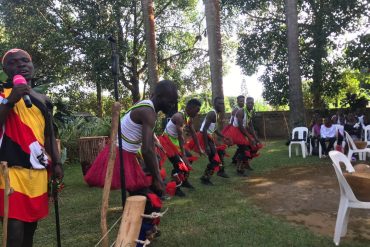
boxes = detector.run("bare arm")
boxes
[247,118,259,142]
[236,109,250,138]
[140,108,164,193]
[173,113,186,156]
[188,117,204,154]
[202,111,215,153]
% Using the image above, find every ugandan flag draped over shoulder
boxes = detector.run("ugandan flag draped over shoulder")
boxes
[0,87,49,222]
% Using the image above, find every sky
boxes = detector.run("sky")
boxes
[223,63,263,100]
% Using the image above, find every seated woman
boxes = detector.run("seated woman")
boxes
[309,115,322,155]
[320,117,336,157]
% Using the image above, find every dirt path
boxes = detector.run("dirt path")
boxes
[240,164,370,242]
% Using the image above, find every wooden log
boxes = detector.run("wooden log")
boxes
[343,164,370,202]
[115,196,147,247]
[0,161,10,247]
[101,102,121,247]
[79,136,109,175]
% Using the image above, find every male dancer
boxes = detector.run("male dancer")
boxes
[227,95,245,164]
[158,99,203,196]
[0,49,63,247]
[187,97,231,185]
[119,80,178,242]
[223,97,262,176]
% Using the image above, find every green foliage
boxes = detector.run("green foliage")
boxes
[0,0,217,108]
[222,0,370,108]
[29,140,368,247]
[56,117,111,162]
[346,33,370,71]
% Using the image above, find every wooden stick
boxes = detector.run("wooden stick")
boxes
[282,111,290,138]
[262,113,267,145]
[115,196,146,247]
[101,102,121,247]
[1,161,10,247]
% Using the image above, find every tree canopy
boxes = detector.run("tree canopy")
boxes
[222,0,370,108]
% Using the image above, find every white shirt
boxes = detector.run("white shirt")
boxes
[320,124,336,138]
[120,100,155,153]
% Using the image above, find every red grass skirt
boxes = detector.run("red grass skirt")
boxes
[222,126,263,155]
[84,145,151,191]
[185,132,221,164]
[158,134,180,157]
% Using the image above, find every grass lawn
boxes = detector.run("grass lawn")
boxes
[29,140,368,247]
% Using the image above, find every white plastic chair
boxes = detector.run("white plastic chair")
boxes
[364,125,370,147]
[344,131,370,161]
[329,151,370,246]
[289,127,309,158]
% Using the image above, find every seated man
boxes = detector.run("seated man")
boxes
[320,117,336,157]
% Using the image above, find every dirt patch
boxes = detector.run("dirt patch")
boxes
[240,164,370,242]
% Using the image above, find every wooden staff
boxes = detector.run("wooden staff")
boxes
[115,196,146,247]
[101,102,121,247]
[262,113,267,145]
[1,161,11,247]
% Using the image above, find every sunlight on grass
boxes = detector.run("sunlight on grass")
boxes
[27,140,369,247]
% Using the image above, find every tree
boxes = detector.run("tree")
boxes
[204,0,225,128]
[0,0,212,110]
[204,0,224,102]
[141,0,159,93]
[222,0,369,109]
[285,0,305,127]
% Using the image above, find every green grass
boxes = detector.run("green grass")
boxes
[30,140,368,246]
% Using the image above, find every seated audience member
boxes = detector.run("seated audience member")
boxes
[331,115,344,152]
[309,115,322,155]
[319,117,336,157]
[345,113,362,141]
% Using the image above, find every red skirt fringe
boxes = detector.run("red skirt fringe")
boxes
[158,134,180,157]
[84,144,151,191]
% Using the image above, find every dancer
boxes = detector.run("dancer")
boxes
[85,80,178,242]
[158,99,203,196]
[227,95,245,164]
[186,97,231,185]
[223,97,262,176]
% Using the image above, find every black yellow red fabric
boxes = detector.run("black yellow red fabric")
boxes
[0,87,49,222]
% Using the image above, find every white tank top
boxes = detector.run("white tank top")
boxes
[232,108,247,127]
[200,109,217,134]
[165,119,178,137]
[229,106,241,124]
[164,112,188,138]
[120,100,155,153]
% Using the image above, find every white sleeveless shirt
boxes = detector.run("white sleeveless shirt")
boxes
[120,100,155,153]
[165,119,178,137]
[200,109,217,134]
[164,112,187,138]
[232,108,247,127]
[229,106,242,124]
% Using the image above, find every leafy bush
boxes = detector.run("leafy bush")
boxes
[56,117,111,163]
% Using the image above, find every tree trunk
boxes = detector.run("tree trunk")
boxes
[285,0,305,128]
[96,80,103,117]
[204,0,225,127]
[141,0,159,94]
[309,2,326,109]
